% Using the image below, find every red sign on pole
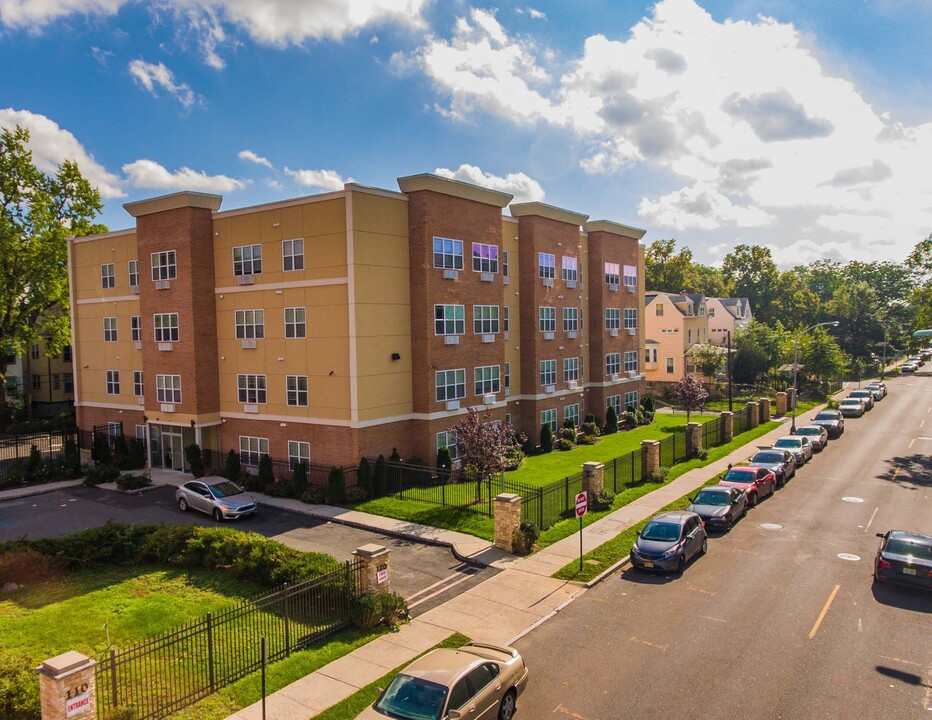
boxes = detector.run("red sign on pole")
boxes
[575,491,588,518]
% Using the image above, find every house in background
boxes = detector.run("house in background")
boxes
[643,292,708,384]
[3,340,75,418]
[707,297,753,345]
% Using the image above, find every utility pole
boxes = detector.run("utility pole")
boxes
[727,330,733,412]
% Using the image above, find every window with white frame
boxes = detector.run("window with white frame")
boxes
[504,362,510,389]
[504,413,511,425]
[284,307,306,338]
[666,357,675,374]
[538,252,555,279]
[239,436,269,466]
[233,244,262,276]
[133,371,144,397]
[561,256,578,282]
[606,395,621,416]
[235,309,265,339]
[128,260,138,287]
[624,351,638,373]
[106,370,120,395]
[606,353,621,376]
[288,441,310,468]
[32,374,40,390]
[564,403,580,427]
[237,374,267,404]
[605,262,620,286]
[623,264,637,288]
[151,251,177,281]
[699,305,706,316]
[103,317,117,342]
[101,263,115,289]
[283,238,304,271]
[286,375,308,406]
[503,306,509,332]
[624,308,638,329]
[435,369,466,402]
[135,425,146,441]
[539,306,556,333]
[434,304,465,335]
[540,408,557,432]
[153,313,179,342]
[31,343,39,359]
[709,307,716,317]
[688,328,693,344]
[131,316,141,342]
[502,251,509,277]
[436,430,459,460]
[624,390,639,411]
[156,374,182,403]
[474,365,501,395]
[562,307,579,332]
[473,305,500,334]
[605,308,621,330]
[645,347,658,364]
[563,357,579,382]
[433,237,463,270]
[540,359,557,386]
[472,242,499,273]
[655,302,665,316]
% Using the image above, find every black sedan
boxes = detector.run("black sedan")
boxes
[747,448,796,486]
[873,530,932,590]
[686,486,747,532]
[811,410,845,437]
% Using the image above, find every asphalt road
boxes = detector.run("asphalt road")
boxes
[0,484,492,612]
[516,374,932,720]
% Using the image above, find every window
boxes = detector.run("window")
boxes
[709,307,716,317]
[538,252,555,279]
[540,359,557,386]
[503,306,510,333]
[666,357,675,374]
[624,351,638,373]
[473,305,500,334]
[562,256,578,282]
[233,244,262,276]
[31,344,39,359]
[53,374,61,390]
[605,308,621,330]
[563,357,579,382]
[284,307,306,338]
[434,304,465,335]
[605,262,620,286]
[288,441,311,468]
[436,430,459,460]
[156,374,182,403]
[504,362,510,389]
[539,306,556,333]
[435,369,466,402]
[562,307,579,332]
[128,260,138,287]
[283,238,304,271]
[540,408,557,432]
[32,374,41,390]
[624,390,639,411]
[474,365,500,395]
[106,370,120,395]
[504,413,511,425]
[235,309,265,340]
[623,264,637,289]
[472,242,499,273]
[286,375,308,406]
[131,316,141,342]
[606,353,621,376]
[624,308,638,330]
[135,425,146,441]
[502,251,509,277]
[239,436,269,466]
[101,263,115,289]
[432,237,463,270]
[103,317,117,342]
[564,403,580,428]
[606,395,621,416]
[63,346,72,362]
[688,328,693,344]
[151,251,177,281]
[64,374,73,392]
[237,374,267,404]
[645,347,658,364]
[133,371,144,397]
[655,303,665,316]
[153,313,179,342]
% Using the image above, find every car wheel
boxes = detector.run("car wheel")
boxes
[749,492,758,507]
[498,690,517,720]
[212,508,223,522]
[675,556,686,576]
[178,497,188,512]
[700,537,708,556]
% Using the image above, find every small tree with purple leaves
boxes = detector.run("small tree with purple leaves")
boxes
[453,408,524,501]
[672,374,709,423]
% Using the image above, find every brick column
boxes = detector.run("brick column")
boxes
[352,544,391,595]
[775,392,787,416]
[746,401,759,428]
[641,440,660,479]
[759,397,771,423]
[494,493,522,553]
[720,411,734,442]
[686,422,703,457]
[582,461,604,497]
[787,387,797,411]
[38,651,97,720]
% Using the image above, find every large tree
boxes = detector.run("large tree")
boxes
[0,126,106,420]
[721,244,780,325]
[645,238,696,293]
[827,281,884,379]
[799,326,848,384]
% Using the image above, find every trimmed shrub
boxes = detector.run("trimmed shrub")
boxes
[113,433,129,466]
[646,466,669,483]
[562,418,576,430]
[561,427,576,443]
[327,466,346,504]
[292,462,308,496]
[223,449,241,482]
[511,521,540,555]
[584,413,597,424]
[436,445,453,475]
[578,433,599,445]
[641,394,655,414]
[373,454,387,497]
[263,480,291,498]
[590,489,616,511]
[258,454,274,489]
[357,457,373,497]
[184,444,206,478]
[300,486,327,504]
[521,435,536,456]
[125,438,146,469]
[695,448,709,460]
[115,472,151,492]
[83,463,120,486]
[345,486,368,504]
[539,424,554,453]
[62,438,81,477]
[26,445,43,481]
[604,406,619,434]
[580,421,599,438]
[92,433,112,465]
[350,592,409,630]
[556,438,573,451]
[503,445,525,471]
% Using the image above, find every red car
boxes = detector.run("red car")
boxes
[718,465,776,506]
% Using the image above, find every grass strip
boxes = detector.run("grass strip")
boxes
[350,497,495,541]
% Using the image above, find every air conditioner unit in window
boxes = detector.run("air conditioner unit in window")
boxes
[445,400,460,411]
[155,280,171,290]
[243,404,259,414]
[543,278,554,287]
[136,396,145,405]
[241,340,257,349]
[545,385,555,394]
[482,335,494,343]
[443,269,458,280]
[609,284,619,292]
[543,332,555,340]
[610,373,619,382]
[157,343,173,352]
[131,285,140,295]
[237,275,254,285]
[483,394,495,404]
[480,273,493,282]
[503,276,510,285]
[627,285,636,293]
[160,404,175,413]
[627,328,636,336]
[444,336,460,345]
[568,380,578,390]
[566,280,576,289]
[627,371,637,379]
[609,329,619,337]
[135,342,143,350]
[503,331,509,340]
[567,331,577,339]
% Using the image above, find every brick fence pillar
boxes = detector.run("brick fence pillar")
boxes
[582,461,604,498]
[686,422,702,457]
[493,493,522,553]
[352,544,391,595]
[746,401,760,428]
[759,397,771,423]
[38,651,97,720]
[641,440,660,479]
[720,411,734,442]
[775,392,788,416]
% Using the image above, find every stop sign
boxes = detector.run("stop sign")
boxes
[575,491,588,517]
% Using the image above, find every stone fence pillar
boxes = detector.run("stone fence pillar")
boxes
[775,392,788,416]
[759,397,771,423]
[641,440,660,478]
[353,544,392,595]
[720,411,734,442]
[582,461,604,498]
[686,422,703,457]
[746,401,760,428]
[493,493,522,553]
[38,651,96,720]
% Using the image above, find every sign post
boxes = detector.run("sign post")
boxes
[575,491,588,572]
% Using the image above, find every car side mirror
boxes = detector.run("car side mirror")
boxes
[449,711,463,719]
[875,533,884,538]
[688,497,694,503]
[376,687,384,697]
[635,530,641,537]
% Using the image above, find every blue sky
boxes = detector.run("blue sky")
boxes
[1,0,929,267]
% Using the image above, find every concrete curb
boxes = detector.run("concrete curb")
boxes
[0,479,84,502]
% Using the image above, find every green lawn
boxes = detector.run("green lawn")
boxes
[351,497,495,541]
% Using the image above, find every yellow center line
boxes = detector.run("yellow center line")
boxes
[922,420,927,429]
[809,584,841,639]
[864,507,879,533]
[909,438,916,449]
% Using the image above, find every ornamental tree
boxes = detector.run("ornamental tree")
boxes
[672,374,709,423]
[453,408,523,501]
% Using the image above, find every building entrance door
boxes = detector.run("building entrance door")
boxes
[162,430,185,471]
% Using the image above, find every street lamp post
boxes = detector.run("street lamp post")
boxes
[792,321,840,433]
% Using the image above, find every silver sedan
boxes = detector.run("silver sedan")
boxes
[176,477,258,521]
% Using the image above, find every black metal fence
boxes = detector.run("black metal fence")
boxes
[95,559,364,720]
[702,417,724,448]
[0,429,78,483]
[733,407,751,436]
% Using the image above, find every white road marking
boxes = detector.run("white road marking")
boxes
[880,656,925,667]
[629,636,668,652]
[922,420,926,429]
[909,438,916,449]
[864,507,879,533]
[760,522,783,531]
[858,618,862,633]
[842,497,865,503]
[699,615,728,623]
[837,553,861,561]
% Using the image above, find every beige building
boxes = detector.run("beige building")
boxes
[643,292,709,383]
[706,297,753,345]
[3,339,75,416]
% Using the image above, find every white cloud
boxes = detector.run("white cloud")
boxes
[434,164,545,204]
[123,159,247,192]
[238,149,273,169]
[284,167,352,191]
[0,0,124,29]
[129,60,199,109]
[638,183,773,230]
[0,108,124,198]
[91,46,114,66]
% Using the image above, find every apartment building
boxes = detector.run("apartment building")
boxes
[69,174,645,471]
[643,292,708,383]
[3,339,75,416]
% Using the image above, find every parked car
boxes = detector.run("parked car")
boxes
[748,448,797,485]
[176,477,258,521]
[839,398,866,417]
[901,362,917,373]
[847,389,875,410]
[920,348,932,361]
[356,642,529,720]
[863,383,885,400]
[773,435,813,466]
[630,511,708,574]
[718,465,777,506]
[907,355,924,367]
[811,410,845,438]
[686,486,748,532]
[873,530,932,591]
[792,425,829,451]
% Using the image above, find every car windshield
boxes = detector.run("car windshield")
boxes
[724,470,754,483]
[694,491,729,506]
[374,674,448,720]
[796,428,820,436]
[850,391,869,397]
[208,482,245,499]
[752,452,783,463]
[640,521,681,541]
[885,540,932,561]
[774,439,799,448]
[840,400,860,406]
[814,412,839,421]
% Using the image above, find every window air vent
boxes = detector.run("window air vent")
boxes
[627,328,637,336]
[482,335,494,344]
[483,394,496,404]
[135,342,143,350]
[609,284,619,293]
[136,396,145,405]
[480,273,493,282]
[609,329,619,337]
[543,278,554,287]
[567,331,578,339]
[610,374,619,382]
[628,371,637,379]
[627,285,636,293]
[568,381,578,390]
[503,277,510,285]
[544,332,555,340]
[566,280,576,289]
[131,285,140,295]
[544,385,555,394]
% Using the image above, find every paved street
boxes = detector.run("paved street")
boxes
[516,373,932,720]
